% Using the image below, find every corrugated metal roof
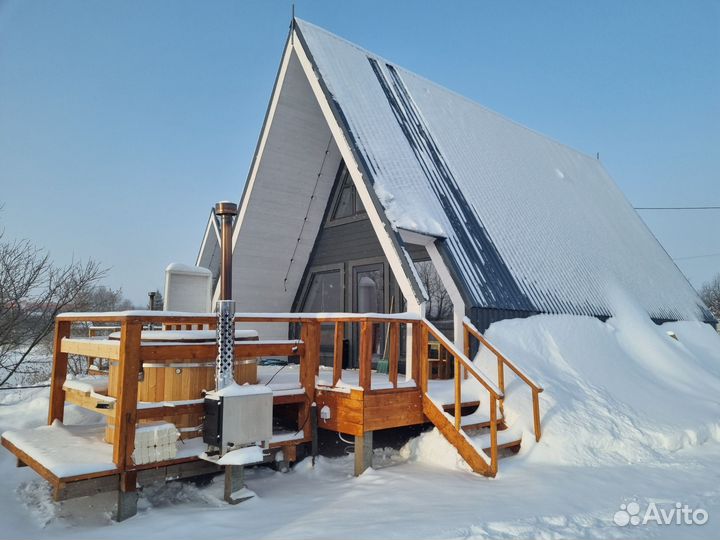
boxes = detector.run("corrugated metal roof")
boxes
[295,19,714,323]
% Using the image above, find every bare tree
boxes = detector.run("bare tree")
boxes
[700,273,720,321]
[415,260,453,320]
[75,285,134,313]
[0,231,106,387]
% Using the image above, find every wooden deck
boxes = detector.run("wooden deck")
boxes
[1,310,543,508]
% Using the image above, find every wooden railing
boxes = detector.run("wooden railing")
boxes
[51,312,313,481]
[311,315,420,392]
[463,318,544,442]
[50,312,422,471]
[417,318,503,476]
[49,310,541,480]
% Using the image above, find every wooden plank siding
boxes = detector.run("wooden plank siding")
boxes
[363,389,423,431]
[315,388,364,436]
[315,387,424,435]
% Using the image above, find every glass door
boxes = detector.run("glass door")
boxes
[300,268,343,366]
[351,263,385,368]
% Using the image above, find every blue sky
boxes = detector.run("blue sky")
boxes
[0,1,718,305]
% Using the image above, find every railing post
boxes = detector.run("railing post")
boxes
[463,324,470,380]
[332,322,343,387]
[300,321,321,439]
[300,321,321,393]
[389,322,399,388]
[48,320,72,425]
[454,356,461,430]
[532,388,542,442]
[358,321,373,390]
[412,322,429,392]
[411,322,422,386]
[419,324,429,393]
[497,356,505,416]
[489,393,498,477]
[113,320,142,469]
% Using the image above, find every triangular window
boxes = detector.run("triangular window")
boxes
[329,165,366,223]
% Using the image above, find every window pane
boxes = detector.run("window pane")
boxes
[355,266,385,358]
[332,186,354,219]
[352,184,365,216]
[303,270,342,312]
[302,270,343,365]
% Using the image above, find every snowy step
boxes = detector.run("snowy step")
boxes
[439,400,504,431]
[458,409,505,431]
[470,425,523,454]
[441,400,480,411]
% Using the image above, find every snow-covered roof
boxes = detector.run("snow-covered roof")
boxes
[295,19,714,322]
[165,262,212,275]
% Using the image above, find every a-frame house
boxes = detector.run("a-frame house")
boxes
[198,18,714,369]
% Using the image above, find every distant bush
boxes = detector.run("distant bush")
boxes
[699,273,720,323]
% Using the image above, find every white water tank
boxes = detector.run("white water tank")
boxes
[164,263,213,312]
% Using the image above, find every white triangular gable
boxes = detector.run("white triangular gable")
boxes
[218,30,426,338]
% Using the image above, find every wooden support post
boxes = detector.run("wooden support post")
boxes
[496,357,505,394]
[454,357,461,430]
[388,322,399,388]
[532,388,542,442]
[48,320,72,425]
[419,325,429,393]
[497,356,505,416]
[489,394,498,477]
[358,321,373,390]
[300,321,321,439]
[411,323,420,386]
[300,322,321,398]
[113,321,142,469]
[463,325,471,380]
[333,322,343,386]
[353,431,373,476]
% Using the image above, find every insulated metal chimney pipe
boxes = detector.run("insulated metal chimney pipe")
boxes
[214,201,238,301]
[214,201,238,391]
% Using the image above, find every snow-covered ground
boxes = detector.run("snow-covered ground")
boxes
[1,299,719,539]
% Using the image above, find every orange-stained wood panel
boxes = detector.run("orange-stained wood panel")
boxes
[315,389,364,436]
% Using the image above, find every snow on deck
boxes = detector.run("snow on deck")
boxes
[1,421,116,478]
[258,363,481,402]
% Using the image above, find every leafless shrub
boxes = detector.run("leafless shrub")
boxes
[0,230,106,387]
[700,274,720,322]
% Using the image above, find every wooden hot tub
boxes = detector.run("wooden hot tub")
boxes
[105,329,259,441]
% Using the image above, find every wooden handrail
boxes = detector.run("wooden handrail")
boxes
[57,311,421,325]
[463,319,543,393]
[422,319,503,398]
[463,318,543,442]
[419,318,501,476]
[332,322,343,386]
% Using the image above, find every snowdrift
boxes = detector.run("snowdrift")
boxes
[405,302,720,470]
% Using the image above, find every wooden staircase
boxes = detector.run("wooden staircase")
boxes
[419,319,543,477]
[423,396,498,475]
